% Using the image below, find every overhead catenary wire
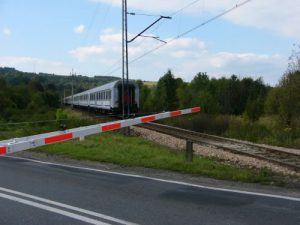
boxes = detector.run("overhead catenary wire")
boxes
[131,0,252,64]
[71,3,112,75]
[104,0,252,76]
[103,0,203,76]
[148,0,203,35]
[127,12,163,17]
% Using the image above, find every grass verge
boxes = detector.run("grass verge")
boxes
[31,131,277,184]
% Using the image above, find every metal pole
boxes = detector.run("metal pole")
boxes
[125,0,130,118]
[71,69,74,109]
[121,0,125,119]
[63,88,66,106]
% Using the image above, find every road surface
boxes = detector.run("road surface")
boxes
[0,156,299,225]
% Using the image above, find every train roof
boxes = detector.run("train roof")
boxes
[70,79,138,97]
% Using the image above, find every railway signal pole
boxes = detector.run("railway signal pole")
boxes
[122,1,171,119]
[71,69,74,109]
[122,0,128,119]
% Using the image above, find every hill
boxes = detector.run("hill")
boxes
[0,67,120,95]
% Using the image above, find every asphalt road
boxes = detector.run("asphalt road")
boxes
[0,156,299,225]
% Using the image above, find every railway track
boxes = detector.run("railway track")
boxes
[139,122,300,172]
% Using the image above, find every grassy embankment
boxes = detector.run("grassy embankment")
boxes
[27,108,279,184]
[0,108,96,140]
[162,113,300,149]
[1,108,279,184]
[32,132,276,184]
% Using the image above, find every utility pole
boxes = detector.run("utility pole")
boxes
[125,0,130,118]
[63,88,66,106]
[122,0,126,119]
[71,69,74,109]
[122,1,171,119]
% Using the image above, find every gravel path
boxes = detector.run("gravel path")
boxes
[131,126,300,177]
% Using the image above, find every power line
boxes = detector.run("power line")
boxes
[71,4,112,74]
[105,0,252,75]
[104,0,203,76]
[150,0,202,34]
[128,12,162,17]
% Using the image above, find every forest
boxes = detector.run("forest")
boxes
[0,67,118,121]
[0,49,300,148]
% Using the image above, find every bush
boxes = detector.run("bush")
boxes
[162,114,230,135]
[224,117,269,142]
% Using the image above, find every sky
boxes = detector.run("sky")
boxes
[0,0,299,86]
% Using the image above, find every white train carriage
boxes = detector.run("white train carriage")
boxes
[65,80,139,113]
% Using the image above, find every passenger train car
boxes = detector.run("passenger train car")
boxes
[65,80,139,114]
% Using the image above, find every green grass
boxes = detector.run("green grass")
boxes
[162,114,300,149]
[32,132,276,184]
[143,81,157,87]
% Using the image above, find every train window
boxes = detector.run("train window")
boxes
[108,90,111,99]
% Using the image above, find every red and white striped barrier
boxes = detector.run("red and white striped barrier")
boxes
[0,107,201,156]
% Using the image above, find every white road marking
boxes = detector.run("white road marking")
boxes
[3,155,300,202]
[0,186,137,225]
[0,192,110,225]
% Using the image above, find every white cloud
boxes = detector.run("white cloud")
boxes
[92,0,300,40]
[0,56,70,75]
[70,46,105,61]
[70,30,286,85]
[73,24,85,34]
[3,27,12,36]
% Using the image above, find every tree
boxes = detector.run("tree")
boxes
[136,80,154,112]
[153,70,179,111]
[287,44,300,73]
[177,82,192,108]
[265,71,300,127]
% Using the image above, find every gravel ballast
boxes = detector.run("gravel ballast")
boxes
[131,126,300,177]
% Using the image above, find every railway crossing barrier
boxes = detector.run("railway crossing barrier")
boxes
[0,107,201,156]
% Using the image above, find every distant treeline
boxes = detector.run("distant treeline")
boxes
[0,67,118,121]
[138,69,300,128]
[0,67,119,96]
[1,66,300,130]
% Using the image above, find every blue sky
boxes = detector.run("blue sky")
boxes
[0,0,299,85]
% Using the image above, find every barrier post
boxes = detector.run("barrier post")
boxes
[186,140,193,162]
[79,136,85,142]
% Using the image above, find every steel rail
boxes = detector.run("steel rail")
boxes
[139,122,300,172]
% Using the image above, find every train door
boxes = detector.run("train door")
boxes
[118,84,136,114]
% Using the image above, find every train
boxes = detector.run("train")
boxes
[65,80,139,114]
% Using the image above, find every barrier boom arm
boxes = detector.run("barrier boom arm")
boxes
[0,107,201,156]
